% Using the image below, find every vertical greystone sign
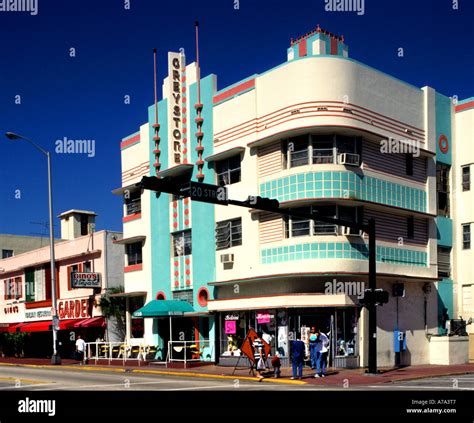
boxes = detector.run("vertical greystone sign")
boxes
[168,51,185,165]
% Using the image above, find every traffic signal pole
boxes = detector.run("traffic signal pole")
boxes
[368,218,377,374]
[139,176,379,374]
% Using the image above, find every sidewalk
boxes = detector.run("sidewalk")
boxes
[0,357,473,386]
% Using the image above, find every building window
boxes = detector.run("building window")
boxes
[407,216,414,239]
[172,289,193,305]
[405,154,413,176]
[437,246,451,277]
[436,164,450,217]
[83,261,92,273]
[463,224,471,250]
[216,218,242,250]
[1,249,13,259]
[124,190,141,215]
[312,135,334,164]
[216,155,241,186]
[3,277,22,300]
[462,166,470,191]
[80,215,89,236]
[284,205,359,238]
[285,134,361,168]
[24,266,52,302]
[172,230,192,257]
[287,135,310,168]
[126,242,143,266]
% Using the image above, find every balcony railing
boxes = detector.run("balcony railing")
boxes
[313,148,334,164]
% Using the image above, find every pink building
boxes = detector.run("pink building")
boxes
[0,210,123,359]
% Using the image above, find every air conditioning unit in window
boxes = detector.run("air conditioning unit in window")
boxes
[220,253,234,264]
[338,153,360,166]
[342,226,363,237]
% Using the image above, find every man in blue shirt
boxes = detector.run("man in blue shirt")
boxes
[290,338,306,380]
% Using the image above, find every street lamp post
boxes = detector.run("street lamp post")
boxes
[5,132,61,365]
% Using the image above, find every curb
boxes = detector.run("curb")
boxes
[0,362,306,385]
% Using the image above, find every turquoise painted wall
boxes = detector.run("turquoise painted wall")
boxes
[189,74,216,312]
[260,171,427,212]
[435,93,452,165]
[436,216,453,248]
[437,278,454,334]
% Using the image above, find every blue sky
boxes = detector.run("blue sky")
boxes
[0,0,472,236]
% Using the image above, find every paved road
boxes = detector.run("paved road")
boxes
[0,365,473,391]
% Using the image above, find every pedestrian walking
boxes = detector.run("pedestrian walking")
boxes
[75,335,86,365]
[308,326,318,369]
[314,329,330,378]
[252,332,266,380]
[290,338,305,380]
[271,353,281,378]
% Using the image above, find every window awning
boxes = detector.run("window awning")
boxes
[132,300,194,318]
[205,147,245,162]
[156,164,194,179]
[113,235,146,245]
[109,291,147,298]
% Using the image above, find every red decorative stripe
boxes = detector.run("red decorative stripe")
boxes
[123,213,141,223]
[298,39,307,57]
[124,264,143,273]
[213,79,256,104]
[120,134,141,149]
[330,38,338,55]
[455,100,474,113]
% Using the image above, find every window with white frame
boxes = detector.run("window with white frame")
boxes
[284,134,361,168]
[216,218,242,250]
[284,205,360,238]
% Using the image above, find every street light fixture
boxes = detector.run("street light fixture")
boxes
[4,132,61,365]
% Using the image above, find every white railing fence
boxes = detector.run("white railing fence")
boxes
[167,340,213,367]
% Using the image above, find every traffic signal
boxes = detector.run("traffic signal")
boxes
[138,176,189,196]
[359,289,374,307]
[359,288,389,307]
[243,195,280,211]
[392,283,405,297]
[375,289,389,305]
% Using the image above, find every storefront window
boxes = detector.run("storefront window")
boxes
[221,312,247,356]
[335,308,358,357]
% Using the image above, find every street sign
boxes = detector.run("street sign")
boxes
[71,272,101,289]
[184,181,228,205]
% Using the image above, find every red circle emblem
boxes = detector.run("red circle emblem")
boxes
[197,287,209,307]
[439,135,449,154]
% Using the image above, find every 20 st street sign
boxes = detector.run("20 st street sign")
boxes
[183,181,228,205]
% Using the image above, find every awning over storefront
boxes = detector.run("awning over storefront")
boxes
[20,321,52,332]
[74,317,105,328]
[7,323,26,333]
[207,293,357,312]
[132,300,194,318]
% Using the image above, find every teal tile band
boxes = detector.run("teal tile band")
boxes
[260,171,427,213]
[261,241,427,267]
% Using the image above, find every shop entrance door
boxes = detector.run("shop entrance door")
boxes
[156,318,170,362]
